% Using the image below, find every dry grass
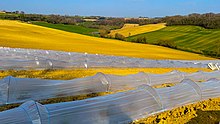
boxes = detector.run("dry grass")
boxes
[109,23,166,37]
[0,20,213,60]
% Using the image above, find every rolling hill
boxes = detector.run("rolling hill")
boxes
[0,20,213,60]
[129,25,220,53]
[109,23,166,37]
[32,21,99,36]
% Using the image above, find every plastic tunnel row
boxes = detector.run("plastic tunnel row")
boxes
[0,70,219,105]
[0,78,219,124]
[1,47,220,69]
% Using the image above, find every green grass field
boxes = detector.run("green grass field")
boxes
[32,21,99,36]
[129,25,220,53]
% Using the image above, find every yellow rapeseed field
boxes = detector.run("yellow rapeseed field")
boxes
[0,20,213,60]
[109,23,166,37]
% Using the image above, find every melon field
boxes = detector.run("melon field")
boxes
[0,20,212,60]
[0,68,219,124]
[129,25,220,53]
[109,23,166,37]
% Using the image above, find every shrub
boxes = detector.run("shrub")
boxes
[155,39,177,49]
[99,29,110,38]
[115,33,126,41]
[202,50,220,58]
[135,36,147,44]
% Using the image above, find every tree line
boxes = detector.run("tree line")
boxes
[0,13,83,25]
[1,11,220,29]
[0,11,161,27]
[163,13,220,29]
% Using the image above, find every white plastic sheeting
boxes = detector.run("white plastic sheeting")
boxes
[1,47,220,69]
[0,101,49,124]
[0,79,219,124]
[0,70,219,105]
[0,73,109,105]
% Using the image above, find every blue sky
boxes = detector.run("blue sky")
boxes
[0,0,219,17]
